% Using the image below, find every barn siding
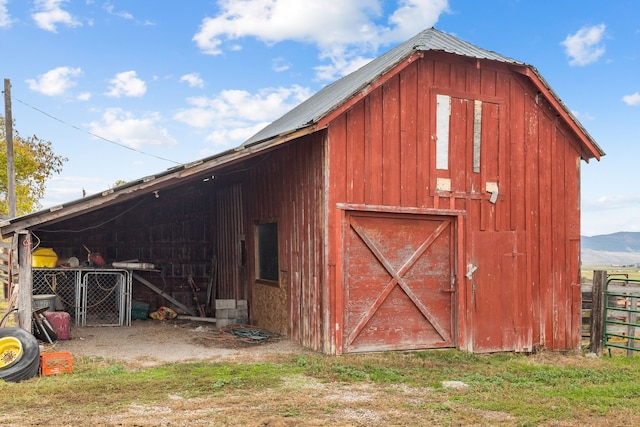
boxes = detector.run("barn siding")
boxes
[245,134,325,350]
[326,53,583,353]
[216,183,245,300]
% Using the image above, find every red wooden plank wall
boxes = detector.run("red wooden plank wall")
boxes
[245,134,325,351]
[215,183,245,300]
[326,52,584,352]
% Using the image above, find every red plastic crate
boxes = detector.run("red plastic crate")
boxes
[40,352,73,376]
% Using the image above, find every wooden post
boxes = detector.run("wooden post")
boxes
[4,78,16,218]
[16,231,32,331]
[590,270,607,355]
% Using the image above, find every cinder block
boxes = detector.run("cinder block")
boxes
[216,318,235,327]
[217,308,238,319]
[215,299,236,310]
[236,300,248,309]
[237,308,248,319]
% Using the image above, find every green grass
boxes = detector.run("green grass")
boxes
[2,350,639,425]
[582,265,640,282]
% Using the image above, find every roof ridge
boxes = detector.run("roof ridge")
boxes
[242,28,521,147]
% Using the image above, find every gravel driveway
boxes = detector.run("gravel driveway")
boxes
[46,319,307,367]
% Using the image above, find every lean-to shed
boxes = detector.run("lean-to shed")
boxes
[1,28,603,354]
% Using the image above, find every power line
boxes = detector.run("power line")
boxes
[11,96,181,165]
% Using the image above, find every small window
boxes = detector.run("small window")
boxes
[256,222,279,283]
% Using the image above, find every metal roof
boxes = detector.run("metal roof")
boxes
[243,27,524,146]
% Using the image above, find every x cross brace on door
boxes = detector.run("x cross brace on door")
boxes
[346,219,452,346]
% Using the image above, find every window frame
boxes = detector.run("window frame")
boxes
[254,220,279,286]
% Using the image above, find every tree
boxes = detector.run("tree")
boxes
[0,115,67,217]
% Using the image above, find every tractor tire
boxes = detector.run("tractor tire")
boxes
[0,327,40,383]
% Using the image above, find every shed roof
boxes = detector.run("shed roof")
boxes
[244,27,604,161]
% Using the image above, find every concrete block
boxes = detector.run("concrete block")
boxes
[215,318,234,328]
[237,308,248,319]
[215,308,239,319]
[215,299,236,310]
[236,300,248,309]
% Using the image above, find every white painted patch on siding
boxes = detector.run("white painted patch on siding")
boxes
[436,177,451,192]
[473,100,482,173]
[436,94,450,170]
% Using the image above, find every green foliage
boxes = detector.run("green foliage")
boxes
[0,115,67,216]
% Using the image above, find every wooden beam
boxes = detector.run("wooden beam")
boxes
[176,315,217,323]
[132,273,196,316]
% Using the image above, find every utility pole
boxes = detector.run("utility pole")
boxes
[4,78,16,218]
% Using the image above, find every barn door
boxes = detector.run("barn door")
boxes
[471,231,530,352]
[342,212,456,353]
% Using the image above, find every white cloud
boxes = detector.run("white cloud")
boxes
[0,0,12,28]
[272,57,290,73]
[571,110,594,122]
[104,4,133,20]
[193,0,449,80]
[174,85,312,147]
[88,108,178,149]
[622,92,640,106]
[26,66,82,96]
[106,71,147,98]
[77,92,92,101]
[32,0,82,32]
[180,73,205,88]
[561,23,606,66]
[103,3,154,25]
[175,85,312,126]
[315,47,373,81]
[39,175,108,209]
[581,194,640,235]
[205,123,268,147]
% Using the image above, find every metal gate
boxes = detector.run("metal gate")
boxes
[33,268,132,327]
[604,277,640,355]
[342,212,455,353]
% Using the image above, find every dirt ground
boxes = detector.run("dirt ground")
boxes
[43,318,308,367]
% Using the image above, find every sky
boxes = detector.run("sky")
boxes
[0,0,638,237]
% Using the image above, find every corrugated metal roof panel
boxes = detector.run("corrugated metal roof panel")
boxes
[243,27,523,146]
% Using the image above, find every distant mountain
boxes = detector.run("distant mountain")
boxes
[581,232,640,265]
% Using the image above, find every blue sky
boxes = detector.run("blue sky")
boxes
[0,0,638,236]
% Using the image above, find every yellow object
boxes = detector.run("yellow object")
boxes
[150,306,177,320]
[32,248,58,268]
[0,337,23,369]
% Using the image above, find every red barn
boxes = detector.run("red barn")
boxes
[1,28,603,354]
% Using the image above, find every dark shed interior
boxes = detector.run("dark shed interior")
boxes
[29,156,257,319]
